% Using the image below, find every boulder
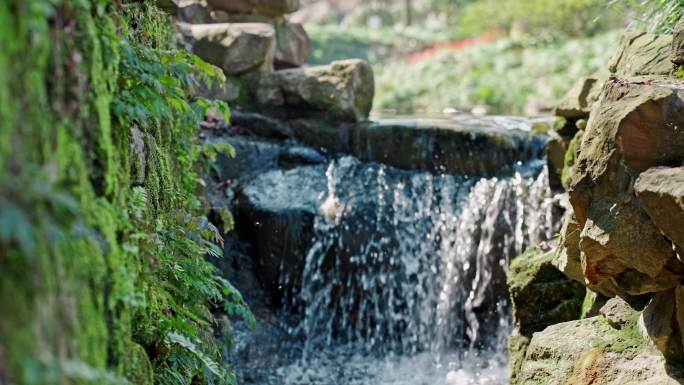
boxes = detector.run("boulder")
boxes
[289,119,354,153]
[600,297,635,329]
[635,167,684,255]
[181,23,276,76]
[508,245,585,337]
[554,77,602,119]
[515,317,681,385]
[671,20,684,65]
[206,0,299,18]
[568,78,684,290]
[256,59,374,122]
[351,117,547,177]
[608,31,673,76]
[274,21,310,69]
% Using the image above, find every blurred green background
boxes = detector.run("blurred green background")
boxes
[293,0,684,115]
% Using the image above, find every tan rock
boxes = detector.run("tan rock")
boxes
[600,297,634,328]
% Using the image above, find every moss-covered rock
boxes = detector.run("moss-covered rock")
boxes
[515,316,680,385]
[509,244,586,337]
[568,77,684,292]
[256,59,374,122]
[608,31,673,76]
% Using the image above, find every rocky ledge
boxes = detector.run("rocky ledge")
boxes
[510,24,684,385]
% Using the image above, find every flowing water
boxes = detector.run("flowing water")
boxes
[229,153,556,385]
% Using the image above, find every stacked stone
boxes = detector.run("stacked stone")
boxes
[510,23,684,385]
[162,0,374,124]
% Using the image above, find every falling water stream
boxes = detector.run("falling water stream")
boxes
[229,150,555,384]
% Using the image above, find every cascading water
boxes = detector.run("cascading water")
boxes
[232,153,556,384]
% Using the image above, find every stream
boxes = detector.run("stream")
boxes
[213,116,557,385]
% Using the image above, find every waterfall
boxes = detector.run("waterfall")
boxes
[258,155,555,384]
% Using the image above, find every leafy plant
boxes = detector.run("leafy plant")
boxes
[0,1,251,385]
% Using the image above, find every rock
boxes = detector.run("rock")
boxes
[677,286,684,350]
[581,289,609,319]
[206,135,280,180]
[278,145,326,169]
[235,166,324,302]
[230,111,293,139]
[157,0,180,13]
[274,21,310,69]
[509,245,586,337]
[600,297,635,328]
[351,117,547,177]
[181,23,276,76]
[553,212,618,297]
[509,333,530,385]
[546,130,567,191]
[554,77,602,119]
[579,203,674,287]
[176,0,211,23]
[515,317,681,385]
[671,20,684,65]
[129,125,146,186]
[568,78,684,291]
[608,31,673,76]
[635,167,684,254]
[289,118,354,153]
[256,59,374,122]
[640,289,684,362]
[206,0,299,18]
[123,342,153,385]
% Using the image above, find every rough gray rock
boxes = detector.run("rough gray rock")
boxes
[257,59,374,122]
[181,22,276,76]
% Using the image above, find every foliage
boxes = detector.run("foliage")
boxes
[373,31,620,115]
[0,1,251,385]
[459,0,624,38]
[610,0,684,33]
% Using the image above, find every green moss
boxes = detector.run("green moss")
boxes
[561,129,584,190]
[592,314,647,358]
[0,2,249,385]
